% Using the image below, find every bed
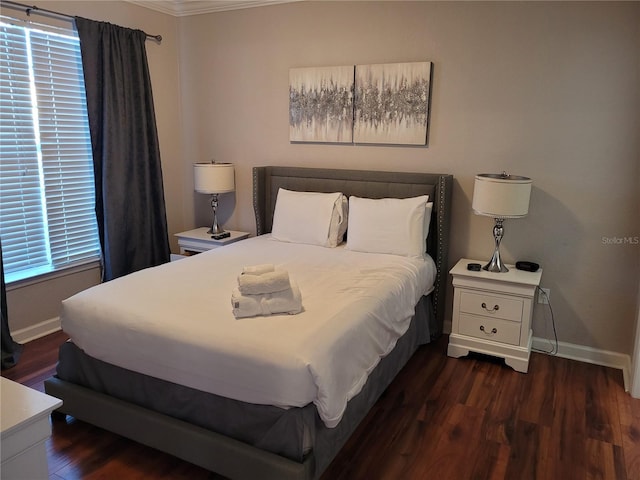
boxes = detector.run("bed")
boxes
[44,166,453,480]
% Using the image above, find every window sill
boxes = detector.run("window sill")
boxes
[6,260,102,292]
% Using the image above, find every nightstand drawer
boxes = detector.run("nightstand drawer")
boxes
[458,314,521,346]
[459,291,523,322]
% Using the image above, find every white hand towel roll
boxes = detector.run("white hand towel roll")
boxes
[241,264,275,275]
[237,269,290,295]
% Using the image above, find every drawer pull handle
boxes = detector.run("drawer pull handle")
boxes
[480,325,498,335]
[481,302,499,312]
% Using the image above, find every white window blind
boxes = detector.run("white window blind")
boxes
[0,18,100,283]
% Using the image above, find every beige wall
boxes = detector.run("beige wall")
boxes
[5,2,639,360]
[179,1,640,355]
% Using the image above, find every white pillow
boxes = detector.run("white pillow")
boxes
[328,195,348,247]
[424,201,434,244]
[271,189,346,247]
[346,195,430,257]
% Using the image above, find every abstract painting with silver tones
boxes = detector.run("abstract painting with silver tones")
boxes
[289,66,355,143]
[354,62,432,145]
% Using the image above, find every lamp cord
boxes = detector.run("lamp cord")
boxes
[532,286,558,355]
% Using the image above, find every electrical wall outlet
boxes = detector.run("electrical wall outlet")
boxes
[538,287,550,304]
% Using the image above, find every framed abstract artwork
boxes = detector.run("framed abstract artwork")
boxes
[289,61,432,146]
[354,62,432,145]
[289,66,355,143]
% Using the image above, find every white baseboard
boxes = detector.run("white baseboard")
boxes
[12,317,61,344]
[532,336,632,392]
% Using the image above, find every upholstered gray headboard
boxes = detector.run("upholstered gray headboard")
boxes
[253,166,453,336]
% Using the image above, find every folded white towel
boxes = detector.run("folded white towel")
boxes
[231,282,303,318]
[241,264,275,276]
[237,269,290,295]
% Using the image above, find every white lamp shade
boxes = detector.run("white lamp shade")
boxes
[472,173,532,218]
[194,163,235,194]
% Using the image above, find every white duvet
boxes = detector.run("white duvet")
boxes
[61,235,435,428]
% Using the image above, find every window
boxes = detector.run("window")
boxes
[0,17,100,283]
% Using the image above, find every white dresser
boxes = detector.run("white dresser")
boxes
[447,258,543,373]
[1,377,62,479]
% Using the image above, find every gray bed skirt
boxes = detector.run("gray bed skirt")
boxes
[47,295,433,479]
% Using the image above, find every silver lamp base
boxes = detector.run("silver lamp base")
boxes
[483,249,509,273]
[207,224,226,235]
[207,193,226,235]
[483,218,509,273]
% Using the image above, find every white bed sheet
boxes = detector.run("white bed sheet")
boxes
[61,235,436,428]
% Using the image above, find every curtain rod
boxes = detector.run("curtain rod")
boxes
[1,0,162,42]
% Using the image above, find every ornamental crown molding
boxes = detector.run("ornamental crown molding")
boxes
[125,0,303,17]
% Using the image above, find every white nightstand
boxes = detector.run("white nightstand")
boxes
[174,228,250,255]
[1,377,63,479]
[447,258,542,373]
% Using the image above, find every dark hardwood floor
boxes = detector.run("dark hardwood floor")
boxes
[2,330,639,479]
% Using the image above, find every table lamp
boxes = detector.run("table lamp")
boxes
[193,162,235,235]
[472,172,532,273]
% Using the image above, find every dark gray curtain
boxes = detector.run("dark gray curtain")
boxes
[1,239,22,369]
[74,17,170,281]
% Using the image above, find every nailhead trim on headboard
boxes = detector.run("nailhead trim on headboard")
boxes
[433,174,446,324]
[252,168,262,235]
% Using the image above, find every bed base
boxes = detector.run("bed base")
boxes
[46,294,433,479]
[45,376,315,480]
